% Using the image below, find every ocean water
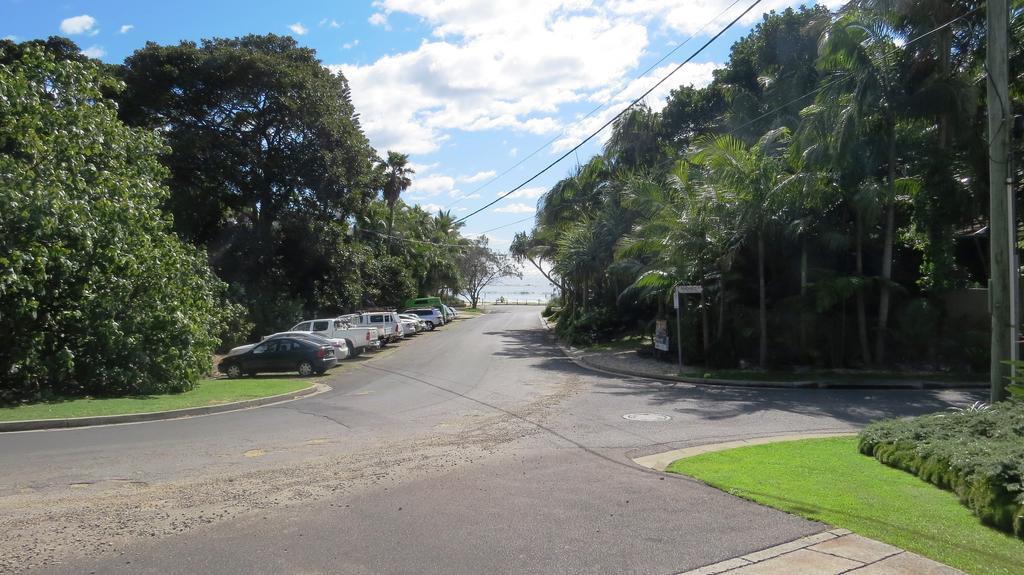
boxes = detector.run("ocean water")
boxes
[476,274,558,305]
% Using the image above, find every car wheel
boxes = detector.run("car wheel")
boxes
[346,341,358,359]
[226,364,243,379]
[297,361,315,377]
[426,321,435,331]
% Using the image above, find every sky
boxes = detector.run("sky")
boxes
[3,0,841,294]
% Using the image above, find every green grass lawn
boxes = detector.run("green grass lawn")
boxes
[667,437,1024,575]
[0,377,313,422]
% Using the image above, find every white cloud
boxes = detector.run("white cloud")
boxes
[493,203,536,214]
[449,191,480,200]
[289,22,309,35]
[3,35,17,41]
[320,18,342,28]
[334,0,822,157]
[60,15,96,35]
[408,161,439,174]
[605,0,805,37]
[457,170,496,183]
[335,2,647,154]
[506,187,545,200]
[81,45,106,59]
[119,24,134,34]
[408,174,456,197]
[368,12,390,29]
[553,60,719,152]
[509,148,518,157]
[343,39,360,49]
[417,203,445,213]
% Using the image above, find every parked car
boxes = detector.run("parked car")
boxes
[397,314,424,334]
[218,336,337,378]
[405,307,444,329]
[399,313,428,332]
[355,311,404,344]
[288,318,378,356]
[442,304,457,321]
[262,331,350,361]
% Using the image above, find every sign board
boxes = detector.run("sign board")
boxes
[674,285,700,309]
[654,320,670,352]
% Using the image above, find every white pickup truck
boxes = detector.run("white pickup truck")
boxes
[289,318,379,357]
[351,311,404,344]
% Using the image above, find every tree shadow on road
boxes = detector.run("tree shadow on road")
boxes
[591,376,985,426]
[483,327,985,426]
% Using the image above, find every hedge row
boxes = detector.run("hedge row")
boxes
[858,401,1024,538]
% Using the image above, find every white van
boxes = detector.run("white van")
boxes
[355,311,404,344]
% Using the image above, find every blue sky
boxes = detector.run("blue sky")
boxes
[3,0,837,284]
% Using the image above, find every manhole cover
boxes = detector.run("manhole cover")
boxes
[622,413,672,422]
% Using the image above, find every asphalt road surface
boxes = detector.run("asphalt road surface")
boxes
[0,307,981,574]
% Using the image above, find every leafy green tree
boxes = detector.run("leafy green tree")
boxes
[115,35,380,334]
[457,239,521,308]
[818,11,911,363]
[692,129,793,368]
[380,151,415,243]
[0,46,235,402]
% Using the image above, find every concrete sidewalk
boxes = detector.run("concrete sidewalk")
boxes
[678,529,964,575]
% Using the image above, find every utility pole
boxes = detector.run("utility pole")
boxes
[988,0,1012,402]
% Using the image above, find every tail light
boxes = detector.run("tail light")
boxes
[317,347,328,358]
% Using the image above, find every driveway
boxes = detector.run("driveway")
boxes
[0,306,980,574]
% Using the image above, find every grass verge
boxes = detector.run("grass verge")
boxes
[666,437,1024,575]
[0,378,313,421]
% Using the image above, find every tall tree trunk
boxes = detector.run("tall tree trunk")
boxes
[701,286,710,357]
[386,204,395,252]
[717,274,726,343]
[799,240,808,354]
[875,130,897,364]
[856,215,872,366]
[758,232,768,369]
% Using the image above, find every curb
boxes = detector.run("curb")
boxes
[541,313,987,391]
[0,382,327,432]
[632,431,858,472]
[573,358,987,388]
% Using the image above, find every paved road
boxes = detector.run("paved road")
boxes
[0,307,980,574]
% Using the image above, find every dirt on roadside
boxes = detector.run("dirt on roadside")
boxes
[0,375,587,574]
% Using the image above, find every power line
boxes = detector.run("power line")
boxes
[453,0,765,224]
[720,4,984,141]
[441,0,746,212]
[465,215,535,237]
[357,228,514,256]
[599,4,987,178]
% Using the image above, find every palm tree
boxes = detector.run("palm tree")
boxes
[818,11,909,363]
[692,128,792,368]
[380,151,414,243]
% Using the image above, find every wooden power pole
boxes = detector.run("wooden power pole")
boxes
[988,0,1013,402]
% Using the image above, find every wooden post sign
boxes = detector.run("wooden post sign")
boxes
[674,285,700,368]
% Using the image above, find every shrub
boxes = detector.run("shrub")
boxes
[858,401,1024,538]
[0,47,232,402]
[555,307,622,345]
